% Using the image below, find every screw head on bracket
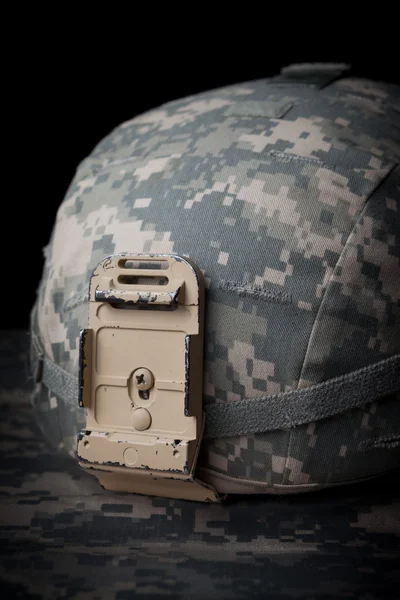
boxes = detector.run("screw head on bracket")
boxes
[134,368,154,391]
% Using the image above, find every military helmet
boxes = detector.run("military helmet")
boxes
[29,63,400,501]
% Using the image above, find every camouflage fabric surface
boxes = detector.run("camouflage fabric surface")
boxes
[30,63,400,494]
[1,331,400,598]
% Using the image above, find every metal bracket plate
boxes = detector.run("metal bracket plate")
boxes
[77,253,221,502]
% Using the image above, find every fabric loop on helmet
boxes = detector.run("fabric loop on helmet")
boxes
[30,330,399,438]
[268,62,351,89]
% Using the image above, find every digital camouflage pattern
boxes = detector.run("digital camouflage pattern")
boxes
[30,63,400,493]
[1,331,400,599]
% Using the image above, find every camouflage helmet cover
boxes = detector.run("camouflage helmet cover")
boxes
[30,63,400,496]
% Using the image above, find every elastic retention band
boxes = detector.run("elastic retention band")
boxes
[30,331,399,439]
[31,331,79,406]
[205,355,400,438]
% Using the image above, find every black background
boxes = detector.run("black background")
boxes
[7,15,399,329]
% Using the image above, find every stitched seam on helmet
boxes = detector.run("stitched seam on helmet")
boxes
[266,150,325,166]
[282,198,374,486]
[91,156,139,176]
[295,162,398,394]
[75,144,395,185]
[196,466,321,488]
[218,280,292,304]
[196,466,380,489]
[296,195,379,384]
[89,151,326,179]
[359,435,400,451]
[63,292,89,313]
[282,163,398,485]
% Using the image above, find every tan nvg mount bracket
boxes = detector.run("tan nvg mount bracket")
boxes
[77,254,221,502]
